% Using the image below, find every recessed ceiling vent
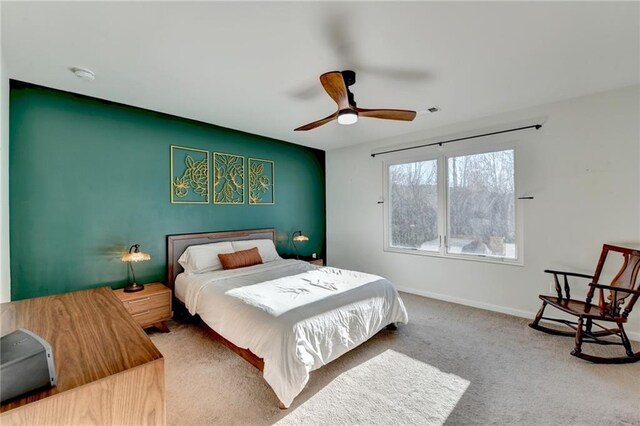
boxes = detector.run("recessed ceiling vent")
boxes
[416,106,441,116]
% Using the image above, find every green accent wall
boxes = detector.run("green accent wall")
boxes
[9,82,325,300]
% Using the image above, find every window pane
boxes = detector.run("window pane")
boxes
[389,160,439,252]
[447,150,516,259]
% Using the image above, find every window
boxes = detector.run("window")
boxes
[389,159,439,252]
[386,148,519,262]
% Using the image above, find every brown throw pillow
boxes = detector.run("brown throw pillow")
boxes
[218,247,263,270]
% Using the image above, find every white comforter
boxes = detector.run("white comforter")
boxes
[175,259,408,407]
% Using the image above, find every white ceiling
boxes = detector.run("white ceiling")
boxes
[2,1,638,151]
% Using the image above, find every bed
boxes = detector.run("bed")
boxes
[167,228,408,408]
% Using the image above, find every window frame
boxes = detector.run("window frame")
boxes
[383,142,524,266]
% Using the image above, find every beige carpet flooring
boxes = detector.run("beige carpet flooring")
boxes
[149,293,640,425]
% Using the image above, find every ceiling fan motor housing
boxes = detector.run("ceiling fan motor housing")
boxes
[341,70,356,86]
[341,70,358,107]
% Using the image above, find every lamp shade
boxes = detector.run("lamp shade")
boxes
[121,244,151,262]
[121,251,151,262]
[292,231,309,242]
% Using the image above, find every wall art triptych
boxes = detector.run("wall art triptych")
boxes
[170,145,274,205]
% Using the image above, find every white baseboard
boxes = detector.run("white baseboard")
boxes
[395,285,640,343]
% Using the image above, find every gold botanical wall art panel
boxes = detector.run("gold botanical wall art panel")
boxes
[248,158,275,205]
[213,152,245,204]
[170,145,209,204]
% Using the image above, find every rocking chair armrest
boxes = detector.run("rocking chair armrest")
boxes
[588,283,640,295]
[543,270,594,280]
[543,269,594,300]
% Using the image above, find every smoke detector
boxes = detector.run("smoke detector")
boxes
[70,67,95,82]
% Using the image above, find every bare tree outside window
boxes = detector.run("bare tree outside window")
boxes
[447,149,515,259]
[389,159,438,251]
[387,148,517,260]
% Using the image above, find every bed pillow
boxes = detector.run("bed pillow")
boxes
[218,247,263,270]
[231,239,281,263]
[178,241,235,275]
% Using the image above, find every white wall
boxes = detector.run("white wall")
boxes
[0,4,10,303]
[327,86,640,339]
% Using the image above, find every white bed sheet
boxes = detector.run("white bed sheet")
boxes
[175,259,408,407]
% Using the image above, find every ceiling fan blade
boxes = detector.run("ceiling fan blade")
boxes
[320,72,350,110]
[356,108,417,121]
[294,112,338,131]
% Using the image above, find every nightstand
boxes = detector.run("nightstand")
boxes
[282,255,324,266]
[113,282,172,332]
[307,258,324,266]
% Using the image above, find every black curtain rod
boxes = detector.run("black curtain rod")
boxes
[370,124,542,158]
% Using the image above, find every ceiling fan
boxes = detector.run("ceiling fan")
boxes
[294,70,417,131]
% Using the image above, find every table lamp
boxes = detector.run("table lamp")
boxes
[292,230,309,259]
[121,244,151,293]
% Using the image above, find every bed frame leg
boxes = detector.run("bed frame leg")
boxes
[278,400,287,410]
[386,323,397,331]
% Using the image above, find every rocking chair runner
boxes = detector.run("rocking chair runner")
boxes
[529,244,640,364]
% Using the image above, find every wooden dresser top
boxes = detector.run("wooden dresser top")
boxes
[0,287,163,412]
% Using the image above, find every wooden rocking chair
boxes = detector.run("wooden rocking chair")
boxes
[529,244,640,364]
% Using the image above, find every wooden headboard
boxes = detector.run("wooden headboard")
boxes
[166,228,277,291]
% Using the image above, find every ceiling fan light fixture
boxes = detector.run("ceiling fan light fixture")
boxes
[337,109,358,125]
